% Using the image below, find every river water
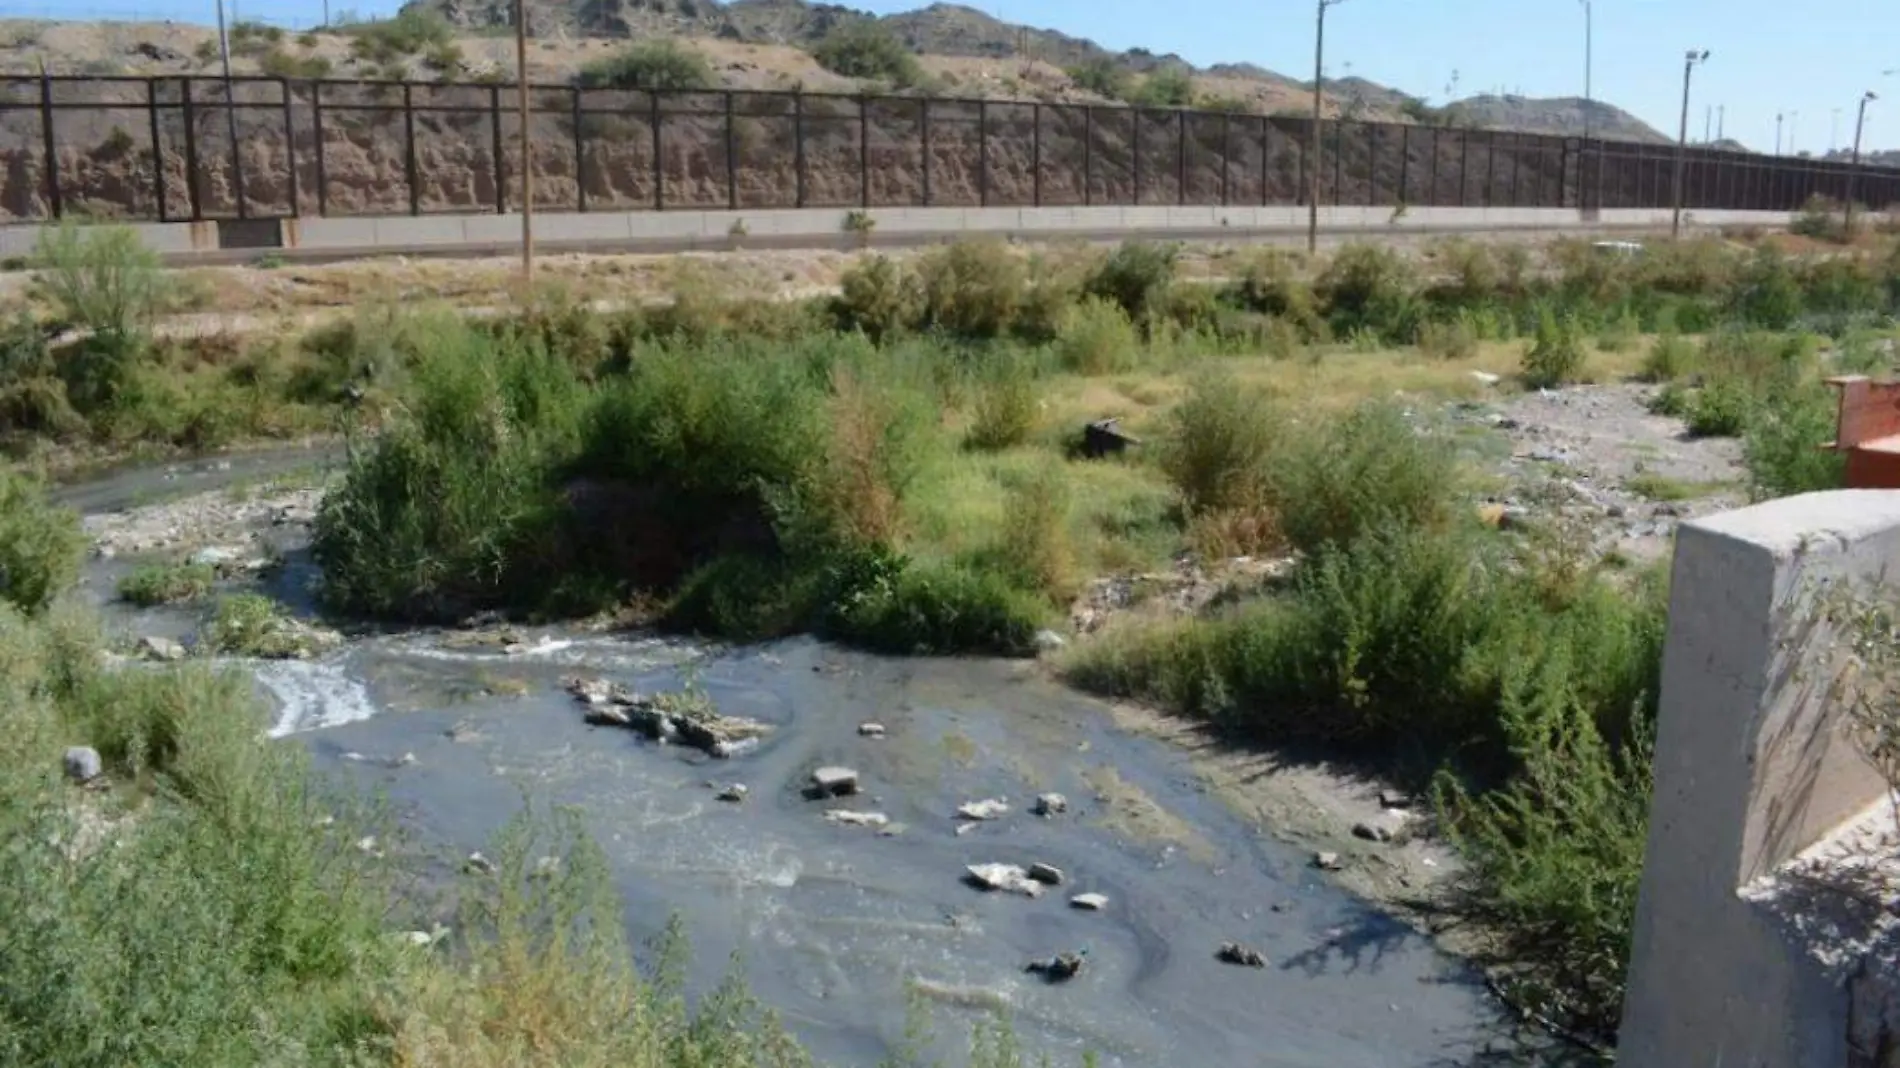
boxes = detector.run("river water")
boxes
[61,450,1503,1068]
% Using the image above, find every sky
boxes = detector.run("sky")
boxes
[6,0,1896,152]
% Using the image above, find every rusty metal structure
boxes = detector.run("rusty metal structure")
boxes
[1827,376,1900,489]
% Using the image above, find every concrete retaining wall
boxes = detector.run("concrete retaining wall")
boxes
[0,205,1793,263]
[1618,490,1900,1068]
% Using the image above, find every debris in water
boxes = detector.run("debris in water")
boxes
[1313,851,1344,871]
[716,783,748,803]
[1026,949,1088,982]
[824,809,890,829]
[858,722,887,738]
[137,635,187,662]
[1217,942,1267,968]
[1027,862,1066,886]
[956,798,1009,821]
[1033,792,1068,817]
[1070,893,1108,911]
[965,863,1045,897]
[564,675,771,757]
[464,852,496,875]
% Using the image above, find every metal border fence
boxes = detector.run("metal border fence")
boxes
[3,74,1897,223]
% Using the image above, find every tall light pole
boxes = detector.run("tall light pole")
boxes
[1672,49,1710,240]
[1578,0,1594,218]
[1775,111,1784,155]
[1308,0,1347,253]
[1788,110,1799,155]
[1845,91,1877,235]
[1717,104,1725,141]
[214,0,239,205]
[515,0,534,280]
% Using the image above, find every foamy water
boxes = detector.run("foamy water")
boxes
[252,657,381,738]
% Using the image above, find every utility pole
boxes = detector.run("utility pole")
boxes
[214,0,238,209]
[1788,110,1799,155]
[1704,105,1711,143]
[1717,104,1725,141]
[1845,91,1877,235]
[1775,111,1783,155]
[515,0,534,280]
[1578,0,1594,217]
[1672,49,1709,240]
[1308,0,1346,254]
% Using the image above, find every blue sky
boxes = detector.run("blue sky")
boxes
[11,0,1897,152]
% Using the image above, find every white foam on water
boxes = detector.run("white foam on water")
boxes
[249,657,381,738]
[384,633,702,671]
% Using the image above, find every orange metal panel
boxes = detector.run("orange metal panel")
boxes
[1827,378,1900,489]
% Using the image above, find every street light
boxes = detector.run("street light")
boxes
[1308,0,1348,253]
[1776,111,1784,155]
[1788,110,1800,155]
[1578,0,1592,140]
[1846,91,1877,235]
[1672,49,1710,240]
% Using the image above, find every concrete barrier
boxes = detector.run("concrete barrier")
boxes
[1618,490,1900,1068]
[0,205,1796,264]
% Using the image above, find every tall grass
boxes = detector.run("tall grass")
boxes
[0,466,84,615]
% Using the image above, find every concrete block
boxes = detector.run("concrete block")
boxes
[729,209,830,238]
[1017,206,1080,230]
[130,222,207,254]
[1618,490,1900,1068]
[535,211,634,243]
[373,215,468,248]
[1119,206,1174,231]
[1164,206,1222,228]
[960,207,1023,232]
[626,212,713,241]
[285,216,377,250]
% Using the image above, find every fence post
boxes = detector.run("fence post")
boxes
[1133,109,1142,206]
[724,91,737,211]
[490,84,504,213]
[1398,123,1409,205]
[280,78,298,217]
[1429,125,1440,206]
[920,98,931,206]
[1295,118,1304,207]
[858,95,869,208]
[793,92,805,209]
[1082,105,1092,206]
[651,90,664,211]
[1458,129,1468,207]
[403,82,419,216]
[1559,139,1570,208]
[978,99,989,207]
[1176,109,1186,206]
[1220,111,1230,206]
[182,78,202,221]
[314,81,328,217]
[148,78,167,222]
[1032,102,1042,207]
[574,87,586,212]
[38,72,62,219]
[1259,115,1268,206]
[1331,121,1342,206]
[1510,134,1521,206]
[230,80,247,220]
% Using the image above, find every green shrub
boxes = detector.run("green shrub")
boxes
[1731,246,1805,329]
[1126,67,1194,108]
[1052,296,1139,374]
[1790,193,1852,243]
[1066,58,1129,99]
[1416,318,1478,361]
[914,240,1024,339]
[1638,331,1696,383]
[118,561,217,607]
[342,8,452,65]
[1317,242,1416,340]
[1744,379,1844,499]
[0,469,83,615]
[576,39,716,91]
[1596,309,1640,352]
[1271,401,1460,556]
[1683,378,1755,438]
[965,359,1039,451]
[1159,369,1280,515]
[1083,241,1179,323]
[994,462,1076,600]
[1521,309,1586,390]
[811,21,921,88]
[822,549,1043,656]
[1647,381,1693,418]
[31,222,166,410]
[1230,248,1325,339]
[257,47,333,79]
[833,254,920,343]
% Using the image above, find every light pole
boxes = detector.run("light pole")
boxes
[214,0,239,209]
[1578,0,1595,218]
[1308,0,1347,253]
[515,0,534,280]
[1672,49,1710,240]
[1788,110,1799,155]
[1775,112,1784,156]
[1718,104,1725,141]
[1845,91,1877,235]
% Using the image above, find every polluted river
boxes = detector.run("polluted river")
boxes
[60,449,1504,1068]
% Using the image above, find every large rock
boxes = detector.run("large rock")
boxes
[965,863,1045,897]
[824,809,889,829]
[1033,792,1068,817]
[138,635,187,662]
[1080,417,1141,459]
[811,766,860,796]
[62,746,102,784]
[956,798,1009,821]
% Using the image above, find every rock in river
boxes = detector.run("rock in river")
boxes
[810,766,860,797]
[857,722,886,738]
[1217,942,1267,968]
[138,635,187,662]
[1028,862,1066,886]
[965,863,1046,897]
[1070,892,1108,911]
[957,798,1010,821]
[1033,792,1068,817]
[824,809,889,829]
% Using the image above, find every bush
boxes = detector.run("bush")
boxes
[1416,318,1478,361]
[32,222,167,409]
[994,462,1077,600]
[914,240,1024,339]
[1316,243,1416,340]
[1731,246,1805,329]
[1160,369,1280,515]
[576,39,716,91]
[118,561,217,607]
[965,359,1039,451]
[811,21,922,88]
[0,468,83,615]
[1271,401,1460,556]
[1683,378,1754,438]
[1066,58,1129,99]
[1791,193,1852,243]
[343,8,452,65]
[1127,67,1194,108]
[1744,379,1844,499]
[1053,296,1140,374]
[1083,241,1179,323]
[1521,309,1585,390]
[1638,331,1695,383]
[832,254,920,343]
[823,552,1044,656]
[1230,248,1325,339]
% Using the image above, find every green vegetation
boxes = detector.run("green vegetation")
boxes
[0,467,83,615]
[338,8,455,67]
[1127,68,1196,108]
[576,40,717,91]
[118,560,217,606]
[1065,58,1130,100]
[811,21,923,90]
